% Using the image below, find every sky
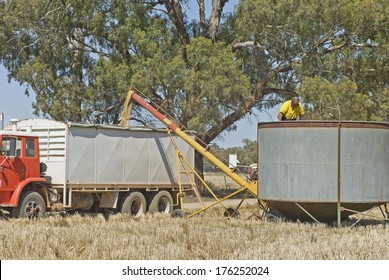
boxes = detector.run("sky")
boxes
[0,0,280,148]
[0,66,37,125]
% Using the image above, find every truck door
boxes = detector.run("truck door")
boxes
[0,136,24,188]
[22,137,40,178]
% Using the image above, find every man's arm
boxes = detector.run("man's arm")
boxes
[278,101,289,121]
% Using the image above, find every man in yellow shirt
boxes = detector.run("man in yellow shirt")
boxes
[277,95,304,121]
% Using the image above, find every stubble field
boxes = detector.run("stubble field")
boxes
[0,204,388,260]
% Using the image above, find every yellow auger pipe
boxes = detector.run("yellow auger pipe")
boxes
[122,88,258,197]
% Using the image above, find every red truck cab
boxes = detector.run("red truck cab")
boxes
[0,131,46,218]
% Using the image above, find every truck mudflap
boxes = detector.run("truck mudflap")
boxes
[8,177,46,207]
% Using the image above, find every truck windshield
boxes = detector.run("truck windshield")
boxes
[0,137,22,157]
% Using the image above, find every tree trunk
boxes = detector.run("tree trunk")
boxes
[67,27,84,122]
[209,0,228,42]
[194,150,204,193]
[199,0,206,37]
[160,0,190,59]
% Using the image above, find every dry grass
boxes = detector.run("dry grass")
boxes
[0,205,388,260]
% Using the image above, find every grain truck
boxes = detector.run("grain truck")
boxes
[0,118,194,218]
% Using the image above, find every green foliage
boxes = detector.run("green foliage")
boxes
[0,0,156,122]
[371,89,389,121]
[184,38,251,137]
[298,77,372,120]
[132,37,251,139]
[235,0,389,122]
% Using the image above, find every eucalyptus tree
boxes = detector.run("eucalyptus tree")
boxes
[0,0,251,175]
[2,0,389,175]
[0,0,143,122]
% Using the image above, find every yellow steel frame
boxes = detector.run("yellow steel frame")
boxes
[167,129,256,218]
[120,87,267,217]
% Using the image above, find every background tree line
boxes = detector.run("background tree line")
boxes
[2,0,389,170]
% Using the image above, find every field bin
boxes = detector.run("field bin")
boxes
[258,121,389,222]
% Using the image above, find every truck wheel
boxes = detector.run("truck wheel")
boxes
[148,191,173,214]
[120,192,146,217]
[171,209,186,218]
[16,191,46,219]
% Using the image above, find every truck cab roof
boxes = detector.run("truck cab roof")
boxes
[0,130,39,137]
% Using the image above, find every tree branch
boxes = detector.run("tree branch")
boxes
[67,37,112,57]
[198,0,206,37]
[159,0,190,47]
[205,63,293,142]
[231,39,266,51]
[140,1,161,7]
[323,40,348,54]
[264,87,296,96]
[204,104,249,143]
[209,0,228,42]
[18,38,41,56]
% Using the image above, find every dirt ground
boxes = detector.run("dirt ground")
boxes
[183,198,259,211]
[204,172,250,189]
[181,172,257,210]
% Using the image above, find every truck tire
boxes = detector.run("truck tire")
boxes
[15,191,46,219]
[171,209,186,218]
[148,190,173,214]
[120,192,147,217]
